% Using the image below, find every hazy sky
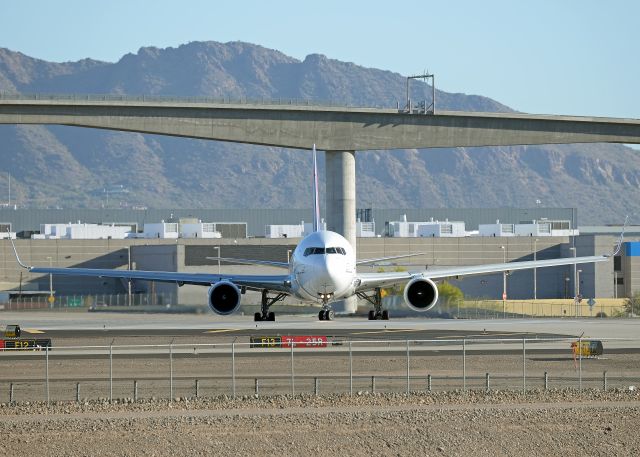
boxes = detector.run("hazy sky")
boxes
[2,0,639,119]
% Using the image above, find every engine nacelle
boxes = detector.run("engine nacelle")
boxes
[208,281,241,315]
[403,277,439,312]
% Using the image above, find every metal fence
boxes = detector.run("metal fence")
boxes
[1,337,638,404]
[2,293,177,311]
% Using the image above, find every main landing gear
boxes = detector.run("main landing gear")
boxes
[254,290,287,322]
[357,288,390,320]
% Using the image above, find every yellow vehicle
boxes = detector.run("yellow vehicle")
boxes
[571,340,603,357]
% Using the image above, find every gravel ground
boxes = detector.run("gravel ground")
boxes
[1,389,639,456]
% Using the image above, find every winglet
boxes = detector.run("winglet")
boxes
[7,231,29,269]
[610,214,629,257]
[312,144,321,232]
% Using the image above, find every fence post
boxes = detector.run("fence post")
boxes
[45,347,50,406]
[231,342,236,397]
[371,376,376,394]
[134,380,138,402]
[486,373,490,392]
[427,374,432,392]
[195,379,200,398]
[169,343,173,401]
[76,383,80,402]
[9,383,14,403]
[109,344,113,403]
[603,371,608,391]
[290,341,295,396]
[578,336,582,391]
[406,339,411,394]
[314,377,319,396]
[544,371,549,390]
[349,341,353,396]
[462,339,466,391]
[255,378,259,397]
[522,338,526,393]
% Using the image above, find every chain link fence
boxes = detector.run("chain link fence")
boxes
[2,293,177,311]
[1,337,638,404]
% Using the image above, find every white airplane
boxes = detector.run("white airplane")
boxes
[9,146,617,322]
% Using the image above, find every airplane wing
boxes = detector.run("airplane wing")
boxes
[356,253,424,266]
[26,266,291,292]
[206,257,290,269]
[9,236,290,292]
[355,254,610,291]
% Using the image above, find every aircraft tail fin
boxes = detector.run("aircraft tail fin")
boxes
[611,214,630,256]
[312,144,321,232]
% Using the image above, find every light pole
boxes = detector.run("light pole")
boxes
[614,271,618,299]
[213,246,221,274]
[569,247,577,300]
[533,238,539,300]
[576,269,583,317]
[501,246,506,316]
[46,256,53,307]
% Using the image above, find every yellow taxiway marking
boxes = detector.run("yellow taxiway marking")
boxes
[351,329,414,335]
[22,328,45,334]
[433,332,525,339]
[204,329,241,334]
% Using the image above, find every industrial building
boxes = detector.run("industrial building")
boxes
[0,207,634,310]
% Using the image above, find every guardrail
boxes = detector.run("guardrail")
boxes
[1,337,638,404]
[0,92,392,110]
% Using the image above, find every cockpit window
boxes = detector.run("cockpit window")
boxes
[303,246,347,256]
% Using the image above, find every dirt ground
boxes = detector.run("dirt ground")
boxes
[1,390,639,456]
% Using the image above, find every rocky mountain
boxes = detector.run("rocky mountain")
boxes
[0,41,637,223]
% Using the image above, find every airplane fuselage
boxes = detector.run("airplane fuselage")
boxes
[288,230,356,303]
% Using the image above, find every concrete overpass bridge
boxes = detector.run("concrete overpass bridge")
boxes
[2,93,640,248]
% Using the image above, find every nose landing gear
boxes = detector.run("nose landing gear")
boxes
[318,292,335,321]
[357,288,390,320]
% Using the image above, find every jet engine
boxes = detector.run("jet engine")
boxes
[208,281,241,315]
[403,277,439,312]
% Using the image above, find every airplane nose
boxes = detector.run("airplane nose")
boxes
[315,256,347,293]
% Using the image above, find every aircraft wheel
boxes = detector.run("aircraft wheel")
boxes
[326,309,335,321]
[319,310,326,321]
[368,310,375,320]
[254,312,262,322]
[268,311,276,321]
[382,310,390,320]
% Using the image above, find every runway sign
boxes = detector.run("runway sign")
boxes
[250,335,328,348]
[0,339,52,350]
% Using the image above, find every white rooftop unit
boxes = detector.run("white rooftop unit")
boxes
[180,222,222,239]
[265,224,305,239]
[479,220,516,237]
[38,222,131,239]
[479,219,579,237]
[265,220,327,238]
[387,215,465,237]
[514,221,553,237]
[417,220,466,237]
[356,220,376,237]
[143,222,179,239]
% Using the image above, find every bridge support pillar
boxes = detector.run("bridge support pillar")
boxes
[325,150,357,314]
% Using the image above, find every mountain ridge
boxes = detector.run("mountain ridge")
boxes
[0,41,637,224]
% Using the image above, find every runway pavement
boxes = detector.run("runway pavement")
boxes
[1,311,639,346]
